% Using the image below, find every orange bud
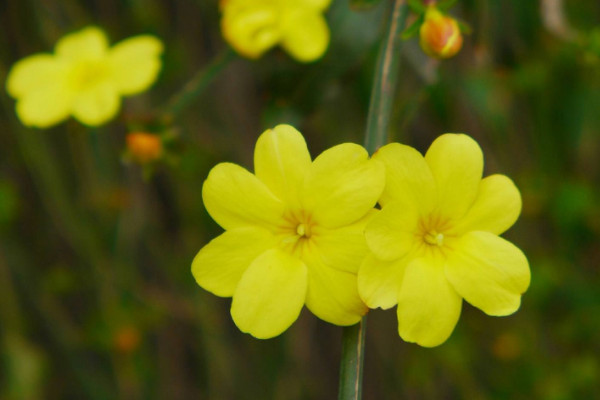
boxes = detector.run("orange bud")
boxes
[126,132,163,164]
[419,6,463,59]
[113,325,141,354]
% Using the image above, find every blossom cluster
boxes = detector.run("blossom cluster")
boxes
[193,125,530,346]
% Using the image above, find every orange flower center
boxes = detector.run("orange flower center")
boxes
[279,209,316,257]
[417,213,454,255]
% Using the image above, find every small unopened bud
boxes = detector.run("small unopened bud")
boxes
[126,132,163,164]
[113,325,141,354]
[419,6,463,59]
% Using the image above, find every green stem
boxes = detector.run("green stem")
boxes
[162,48,236,121]
[339,1,408,399]
[338,318,367,400]
[364,0,409,153]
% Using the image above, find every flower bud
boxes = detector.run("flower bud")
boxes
[113,325,141,354]
[126,132,163,164]
[419,6,463,59]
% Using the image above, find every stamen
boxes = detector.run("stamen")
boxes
[296,223,306,237]
[424,230,444,246]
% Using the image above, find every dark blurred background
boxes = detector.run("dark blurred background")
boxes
[1,0,600,399]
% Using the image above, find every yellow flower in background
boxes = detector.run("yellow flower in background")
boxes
[359,134,530,347]
[221,0,331,62]
[419,6,463,59]
[192,124,384,338]
[6,26,163,128]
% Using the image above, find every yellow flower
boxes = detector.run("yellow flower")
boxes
[359,134,530,347]
[6,26,163,128]
[221,0,331,62]
[192,125,384,338]
[419,6,463,59]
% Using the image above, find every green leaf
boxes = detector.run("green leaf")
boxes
[407,0,426,13]
[437,0,458,11]
[401,14,425,40]
[349,0,383,11]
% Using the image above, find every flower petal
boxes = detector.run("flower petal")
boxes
[303,143,384,229]
[304,242,367,325]
[6,54,68,98]
[55,27,108,61]
[397,256,462,347]
[373,142,436,211]
[254,125,311,208]
[222,5,280,59]
[15,82,74,128]
[202,162,286,230]
[298,0,331,11]
[191,227,278,297]
[452,174,522,235]
[424,134,483,219]
[231,248,307,339]
[365,201,419,261]
[445,231,530,316]
[72,82,120,126]
[280,10,329,62]
[313,209,376,274]
[107,35,163,95]
[358,253,409,310]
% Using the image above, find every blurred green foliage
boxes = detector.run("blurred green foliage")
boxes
[1,0,600,399]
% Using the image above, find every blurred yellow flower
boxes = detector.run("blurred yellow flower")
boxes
[359,134,530,347]
[6,26,163,128]
[221,0,331,62]
[192,124,384,338]
[419,6,463,59]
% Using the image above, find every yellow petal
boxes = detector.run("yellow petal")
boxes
[298,0,332,11]
[108,35,163,95]
[15,82,74,128]
[221,5,280,59]
[313,209,377,274]
[72,82,120,126]
[397,256,462,347]
[6,54,69,98]
[424,134,483,219]
[373,142,436,211]
[254,125,311,208]
[445,231,530,316]
[231,248,307,339]
[364,201,419,261]
[303,243,367,325]
[192,227,277,297]
[303,143,384,228]
[358,253,409,310]
[452,174,522,235]
[202,162,286,230]
[55,26,108,61]
[280,10,329,62]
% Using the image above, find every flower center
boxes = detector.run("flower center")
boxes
[278,210,316,259]
[296,223,310,238]
[70,60,108,89]
[424,230,444,246]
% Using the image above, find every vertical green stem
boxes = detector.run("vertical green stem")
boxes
[339,1,408,399]
[364,0,409,153]
[338,318,367,400]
